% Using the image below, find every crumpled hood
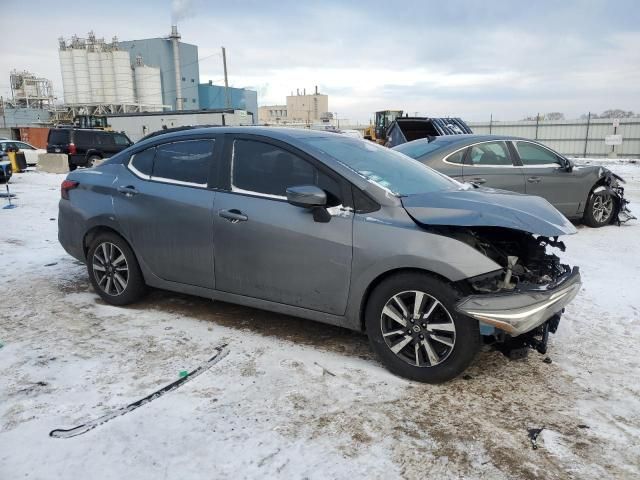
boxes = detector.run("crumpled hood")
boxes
[401,187,577,236]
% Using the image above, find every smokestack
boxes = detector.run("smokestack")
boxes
[296,88,299,95]
[303,88,306,95]
[169,25,183,111]
[315,85,318,95]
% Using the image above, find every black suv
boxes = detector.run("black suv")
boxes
[47,128,132,170]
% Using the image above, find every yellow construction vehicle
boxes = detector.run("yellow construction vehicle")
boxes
[363,110,403,144]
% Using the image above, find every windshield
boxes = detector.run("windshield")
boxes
[393,139,445,159]
[303,136,459,196]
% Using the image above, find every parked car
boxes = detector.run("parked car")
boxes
[47,128,132,170]
[0,139,45,166]
[393,135,634,227]
[58,127,582,383]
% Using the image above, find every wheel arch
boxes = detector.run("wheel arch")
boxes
[358,267,463,332]
[83,225,132,259]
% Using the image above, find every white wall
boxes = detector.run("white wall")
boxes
[468,118,640,158]
[107,111,253,142]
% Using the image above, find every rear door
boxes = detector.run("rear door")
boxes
[212,134,353,315]
[512,140,580,216]
[462,140,526,192]
[113,137,218,289]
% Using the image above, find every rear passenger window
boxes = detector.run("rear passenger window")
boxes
[232,139,341,205]
[152,140,214,186]
[467,142,511,166]
[130,148,155,177]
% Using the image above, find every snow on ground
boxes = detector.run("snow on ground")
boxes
[1,163,639,479]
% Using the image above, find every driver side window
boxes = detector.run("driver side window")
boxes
[231,139,341,206]
[515,142,563,166]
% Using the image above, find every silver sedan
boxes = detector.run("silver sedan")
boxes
[394,134,634,227]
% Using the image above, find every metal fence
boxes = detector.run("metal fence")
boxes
[467,117,640,158]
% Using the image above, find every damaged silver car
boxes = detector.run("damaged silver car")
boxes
[394,135,635,227]
[59,127,581,383]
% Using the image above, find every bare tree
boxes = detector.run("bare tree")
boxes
[599,109,635,119]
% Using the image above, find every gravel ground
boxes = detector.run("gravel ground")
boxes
[0,164,638,479]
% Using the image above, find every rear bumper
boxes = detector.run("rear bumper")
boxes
[456,268,581,336]
[58,199,86,262]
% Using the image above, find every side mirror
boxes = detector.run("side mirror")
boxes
[286,185,331,223]
[564,159,574,172]
[286,185,327,208]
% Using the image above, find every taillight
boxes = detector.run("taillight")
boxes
[68,143,77,154]
[61,180,79,199]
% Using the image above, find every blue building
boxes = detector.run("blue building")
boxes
[199,82,257,123]
[119,37,200,111]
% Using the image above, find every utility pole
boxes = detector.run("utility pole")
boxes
[222,47,231,109]
[0,96,5,129]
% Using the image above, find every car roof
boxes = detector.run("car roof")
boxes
[134,126,337,148]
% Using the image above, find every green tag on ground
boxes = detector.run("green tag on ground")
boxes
[179,370,188,378]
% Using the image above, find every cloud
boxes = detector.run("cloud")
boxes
[1,0,639,122]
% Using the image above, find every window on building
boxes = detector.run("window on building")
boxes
[191,78,195,83]
[231,139,341,204]
[192,98,196,103]
[152,140,215,185]
[181,77,186,81]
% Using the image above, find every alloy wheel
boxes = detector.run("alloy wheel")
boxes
[92,242,129,296]
[380,290,456,367]
[593,194,614,223]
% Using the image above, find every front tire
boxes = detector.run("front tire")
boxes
[584,190,615,227]
[87,232,146,305]
[365,273,480,383]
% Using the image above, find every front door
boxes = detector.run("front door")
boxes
[462,141,526,192]
[513,140,580,217]
[213,136,353,315]
[113,138,217,289]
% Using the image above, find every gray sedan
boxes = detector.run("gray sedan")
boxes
[393,134,634,227]
[59,127,581,382]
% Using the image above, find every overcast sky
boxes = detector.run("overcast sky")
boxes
[1,0,639,123]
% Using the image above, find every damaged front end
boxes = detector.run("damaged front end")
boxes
[440,227,581,356]
[598,168,636,224]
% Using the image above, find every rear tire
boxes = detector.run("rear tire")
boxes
[584,189,615,227]
[365,273,480,383]
[87,232,146,305]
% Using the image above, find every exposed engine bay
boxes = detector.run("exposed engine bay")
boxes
[433,226,576,358]
[433,226,572,293]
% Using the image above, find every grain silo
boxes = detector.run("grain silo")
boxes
[134,56,163,111]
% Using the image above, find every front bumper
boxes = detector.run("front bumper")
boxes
[456,267,581,336]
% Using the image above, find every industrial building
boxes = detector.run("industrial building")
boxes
[118,26,199,111]
[9,70,55,109]
[286,87,329,123]
[258,105,288,124]
[199,81,257,121]
[258,87,329,124]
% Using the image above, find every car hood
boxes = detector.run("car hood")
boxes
[401,187,577,236]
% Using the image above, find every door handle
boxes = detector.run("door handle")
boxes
[470,177,487,184]
[117,185,138,196]
[219,209,248,223]
[527,176,541,183]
